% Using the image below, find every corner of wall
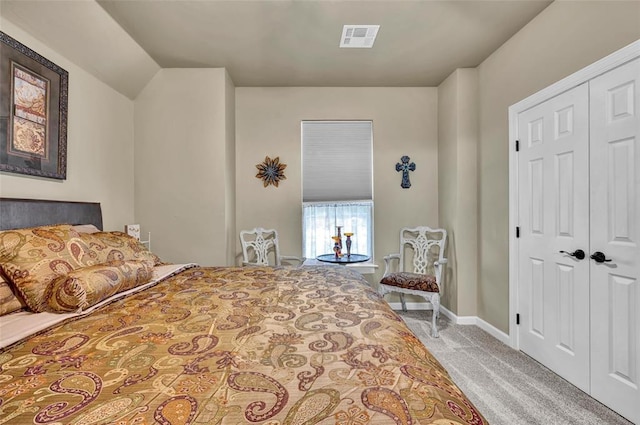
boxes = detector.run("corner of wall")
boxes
[225,70,237,265]
[133,68,232,266]
[437,68,480,317]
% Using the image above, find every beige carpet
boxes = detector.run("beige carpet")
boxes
[398,310,633,425]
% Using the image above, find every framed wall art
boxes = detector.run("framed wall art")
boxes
[0,31,68,180]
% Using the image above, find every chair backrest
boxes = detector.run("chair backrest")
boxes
[398,226,447,284]
[239,227,282,266]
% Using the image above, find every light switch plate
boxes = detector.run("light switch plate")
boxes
[124,224,141,240]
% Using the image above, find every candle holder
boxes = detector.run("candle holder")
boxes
[335,226,343,249]
[331,236,342,258]
[344,232,353,257]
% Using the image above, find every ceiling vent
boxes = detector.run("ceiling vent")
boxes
[340,25,380,48]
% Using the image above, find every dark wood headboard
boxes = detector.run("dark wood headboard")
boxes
[0,198,103,231]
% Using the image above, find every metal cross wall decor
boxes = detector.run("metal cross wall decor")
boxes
[395,155,416,189]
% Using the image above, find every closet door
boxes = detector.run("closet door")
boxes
[517,83,590,391]
[589,57,640,424]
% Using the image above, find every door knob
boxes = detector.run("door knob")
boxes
[590,251,612,263]
[559,249,586,260]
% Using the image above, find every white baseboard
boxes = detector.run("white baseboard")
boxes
[388,301,433,311]
[475,317,510,345]
[440,306,476,325]
[388,302,510,345]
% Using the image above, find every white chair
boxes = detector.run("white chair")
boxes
[239,227,303,266]
[379,226,447,337]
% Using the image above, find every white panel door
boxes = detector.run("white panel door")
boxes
[517,83,590,391]
[589,57,640,424]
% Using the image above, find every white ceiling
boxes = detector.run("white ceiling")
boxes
[1,0,553,98]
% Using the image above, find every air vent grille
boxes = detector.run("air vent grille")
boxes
[340,25,380,48]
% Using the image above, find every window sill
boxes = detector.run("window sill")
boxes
[345,261,378,275]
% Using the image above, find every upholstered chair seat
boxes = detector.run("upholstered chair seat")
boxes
[380,272,439,293]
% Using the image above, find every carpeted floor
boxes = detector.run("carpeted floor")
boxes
[398,310,633,425]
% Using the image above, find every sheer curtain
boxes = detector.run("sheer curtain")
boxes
[302,201,373,258]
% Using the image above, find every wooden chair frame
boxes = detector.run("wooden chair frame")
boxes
[239,227,303,266]
[379,226,447,337]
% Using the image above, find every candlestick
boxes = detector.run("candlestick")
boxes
[344,232,353,257]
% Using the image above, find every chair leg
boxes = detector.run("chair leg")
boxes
[431,293,440,338]
[399,293,407,312]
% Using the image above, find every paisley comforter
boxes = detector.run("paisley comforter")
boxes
[0,266,487,424]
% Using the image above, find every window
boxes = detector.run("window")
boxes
[302,121,373,258]
[302,201,373,258]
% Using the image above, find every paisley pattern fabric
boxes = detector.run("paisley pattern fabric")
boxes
[0,226,161,313]
[380,272,440,293]
[47,259,155,312]
[0,274,26,316]
[78,231,162,266]
[0,266,487,424]
[0,224,85,312]
[0,224,78,263]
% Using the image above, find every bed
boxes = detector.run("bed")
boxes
[0,198,487,424]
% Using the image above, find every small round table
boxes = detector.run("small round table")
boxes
[316,254,370,264]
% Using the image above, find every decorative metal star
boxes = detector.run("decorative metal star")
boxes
[256,156,287,187]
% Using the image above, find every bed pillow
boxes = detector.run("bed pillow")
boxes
[72,224,101,234]
[47,259,154,312]
[380,272,439,293]
[79,231,162,266]
[0,224,90,312]
[0,274,26,315]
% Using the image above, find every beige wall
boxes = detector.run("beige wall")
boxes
[134,68,234,266]
[438,68,479,316]
[224,71,237,265]
[235,87,438,286]
[477,1,640,332]
[0,19,135,231]
[438,74,457,312]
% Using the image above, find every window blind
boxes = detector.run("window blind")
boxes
[302,121,373,202]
